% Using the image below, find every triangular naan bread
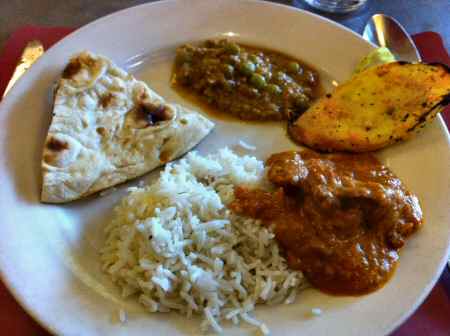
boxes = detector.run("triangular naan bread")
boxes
[41,51,214,203]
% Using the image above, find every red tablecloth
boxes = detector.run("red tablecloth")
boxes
[0,26,449,336]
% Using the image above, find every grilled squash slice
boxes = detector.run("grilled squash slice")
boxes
[289,62,450,152]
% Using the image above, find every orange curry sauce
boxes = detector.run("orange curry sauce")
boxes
[230,150,423,295]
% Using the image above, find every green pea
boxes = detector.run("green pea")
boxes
[225,42,240,55]
[275,71,286,82]
[287,61,300,73]
[221,64,234,77]
[249,54,261,63]
[250,73,267,89]
[267,84,282,95]
[239,61,256,76]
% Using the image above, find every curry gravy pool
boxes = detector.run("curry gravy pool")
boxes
[231,150,423,295]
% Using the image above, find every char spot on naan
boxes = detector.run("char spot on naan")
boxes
[46,137,69,151]
[62,59,82,79]
[43,134,82,168]
[96,127,106,136]
[159,149,172,163]
[126,102,175,129]
[158,136,173,163]
[100,93,114,108]
[81,118,89,128]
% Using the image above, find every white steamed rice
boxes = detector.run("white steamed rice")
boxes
[100,148,305,334]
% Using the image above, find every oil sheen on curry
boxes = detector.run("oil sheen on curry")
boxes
[172,39,321,121]
[231,150,423,295]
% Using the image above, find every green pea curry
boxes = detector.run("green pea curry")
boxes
[172,39,321,121]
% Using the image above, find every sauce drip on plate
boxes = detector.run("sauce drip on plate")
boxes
[231,150,423,295]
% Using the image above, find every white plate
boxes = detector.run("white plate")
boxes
[0,1,449,335]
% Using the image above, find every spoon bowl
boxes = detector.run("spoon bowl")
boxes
[363,14,421,62]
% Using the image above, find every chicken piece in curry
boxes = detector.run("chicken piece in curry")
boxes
[231,150,423,295]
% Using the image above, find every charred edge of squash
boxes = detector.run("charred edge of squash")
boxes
[420,88,450,127]
[439,91,450,107]
[383,61,450,78]
[395,62,450,134]
[406,102,445,133]
[427,62,450,74]
[392,61,450,73]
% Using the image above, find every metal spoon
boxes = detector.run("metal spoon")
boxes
[363,14,421,62]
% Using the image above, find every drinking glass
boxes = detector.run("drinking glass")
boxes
[302,0,368,13]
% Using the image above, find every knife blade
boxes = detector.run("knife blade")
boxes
[2,40,44,98]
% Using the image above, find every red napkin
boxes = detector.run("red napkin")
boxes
[0,26,449,336]
[412,31,450,127]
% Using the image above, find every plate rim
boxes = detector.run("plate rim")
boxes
[0,1,449,335]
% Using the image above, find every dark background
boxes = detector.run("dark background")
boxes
[0,1,449,335]
[1,0,449,51]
